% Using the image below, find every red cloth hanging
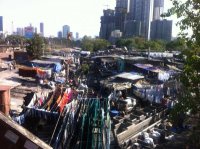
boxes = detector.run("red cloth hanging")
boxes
[58,92,69,112]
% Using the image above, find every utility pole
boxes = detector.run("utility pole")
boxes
[147,0,154,60]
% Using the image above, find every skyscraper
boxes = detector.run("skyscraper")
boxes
[35,27,37,34]
[0,16,3,32]
[100,9,115,40]
[153,0,164,20]
[100,0,172,41]
[124,20,141,37]
[151,19,172,41]
[127,0,154,39]
[40,22,44,36]
[150,0,172,41]
[62,25,70,38]
[76,32,79,40]
[17,28,24,36]
[58,31,62,38]
[24,24,34,39]
[115,0,129,32]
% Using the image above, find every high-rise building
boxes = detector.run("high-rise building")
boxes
[76,32,79,40]
[62,25,70,38]
[124,20,142,37]
[153,0,164,20]
[0,16,3,32]
[40,22,44,36]
[100,0,172,41]
[128,0,154,39]
[35,27,37,34]
[58,31,62,38]
[100,9,115,40]
[16,28,24,36]
[150,0,172,41]
[24,25,34,38]
[115,0,130,33]
[150,19,172,41]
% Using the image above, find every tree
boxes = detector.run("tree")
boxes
[26,34,45,59]
[93,38,110,52]
[116,37,166,51]
[80,36,110,52]
[81,36,94,52]
[81,63,90,76]
[146,40,166,51]
[116,38,135,49]
[6,35,26,48]
[166,37,187,51]
[163,0,200,147]
[0,38,5,45]
[163,0,200,54]
[134,37,147,50]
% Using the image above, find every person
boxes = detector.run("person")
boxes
[158,120,167,130]
[148,129,160,144]
[116,90,122,100]
[132,143,140,149]
[151,129,161,138]
[142,132,156,148]
[8,62,13,70]
[12,60,16,69]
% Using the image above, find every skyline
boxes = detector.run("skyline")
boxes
[0,0,178,38]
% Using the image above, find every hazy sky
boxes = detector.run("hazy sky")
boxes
[0,0,177,38]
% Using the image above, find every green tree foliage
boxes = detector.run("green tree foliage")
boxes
[166,37,187,51]
[48,37,67,49]
[134,37,147,49]
[146,40,166,51]
[80,63,90,76]
[93,38,110,51]
[81,36,94,52]
[26,34,45,59]
[6,35,26,47]
[0,38,5,45]
[0,34,5,44]
[81,36,110,52]
[116,37,166,51]
[163,0,200,147]
[163,0,200,53]
[170,55,200,147]
[116,38,135,49]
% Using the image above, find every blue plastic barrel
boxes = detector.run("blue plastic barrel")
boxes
[110,110,119,117]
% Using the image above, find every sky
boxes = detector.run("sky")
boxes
[0,0,178,38]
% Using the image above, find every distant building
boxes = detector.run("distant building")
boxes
[24,25,34,39]
[111,30,122,38]
[99,9,115,40]
[40,22,44,37]
[62,25,70,38]
[35,27,37,34]
[100,0,172,41]
[150,19,172,41]
[128,0,154,39]
[115,0,129,33]
[153,0,164,20]
[76,32,79,40]
[16,28,24,36]
[58,31,62,38]
[124,20,142,37]
[109,30,123,43]
[0,16,3,32]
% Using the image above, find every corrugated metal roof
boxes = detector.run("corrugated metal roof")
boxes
[116,72,144,81]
